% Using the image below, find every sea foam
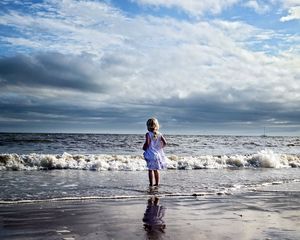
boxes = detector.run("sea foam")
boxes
[0,150,299,171]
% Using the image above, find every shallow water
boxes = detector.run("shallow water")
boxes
[1,169,299,202]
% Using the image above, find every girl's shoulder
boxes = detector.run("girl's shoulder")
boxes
[146,131,154,138]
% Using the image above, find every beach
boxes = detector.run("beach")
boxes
[1,184,300,240]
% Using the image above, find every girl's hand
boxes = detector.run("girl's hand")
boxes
[142,142,147,151]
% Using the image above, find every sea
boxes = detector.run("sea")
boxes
[0,133,300,203]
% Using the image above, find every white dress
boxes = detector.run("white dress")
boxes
[143,131,167,170]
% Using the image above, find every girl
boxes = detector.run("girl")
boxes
[143,118,167,187]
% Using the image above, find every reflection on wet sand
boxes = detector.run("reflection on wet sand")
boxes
[143,196,166,239]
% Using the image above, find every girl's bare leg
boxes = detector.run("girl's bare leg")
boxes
[154,170,160,186]
[148,170,154,186]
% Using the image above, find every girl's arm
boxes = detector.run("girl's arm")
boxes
[142,133,151,151]
[161,135,167,148]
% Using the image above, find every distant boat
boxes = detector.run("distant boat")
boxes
[261,127,267,137]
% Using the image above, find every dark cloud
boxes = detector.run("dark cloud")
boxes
[0,93,299,134]
[156,94,300,126]
[0,53,299,135]
[0,53,107,93]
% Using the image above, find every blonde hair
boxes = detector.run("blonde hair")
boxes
[146,118,160,139]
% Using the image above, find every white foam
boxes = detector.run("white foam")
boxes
[0,150,299,171]
[250,150,282,168]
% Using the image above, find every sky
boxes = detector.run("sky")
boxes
[0,0,299,135]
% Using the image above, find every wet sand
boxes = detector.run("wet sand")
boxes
[1,189,300,240]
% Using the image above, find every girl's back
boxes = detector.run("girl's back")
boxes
[147,132,162,151]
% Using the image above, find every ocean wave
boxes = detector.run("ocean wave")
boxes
[0,150,299,171]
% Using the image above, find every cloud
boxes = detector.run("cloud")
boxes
[0,53,109,93]
[0,1,126,57]
[244,0,271,14]
[280,6,300,21]
[281,0,300,8]
[131,0,239,16]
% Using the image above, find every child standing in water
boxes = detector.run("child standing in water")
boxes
[143,118,167,186]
